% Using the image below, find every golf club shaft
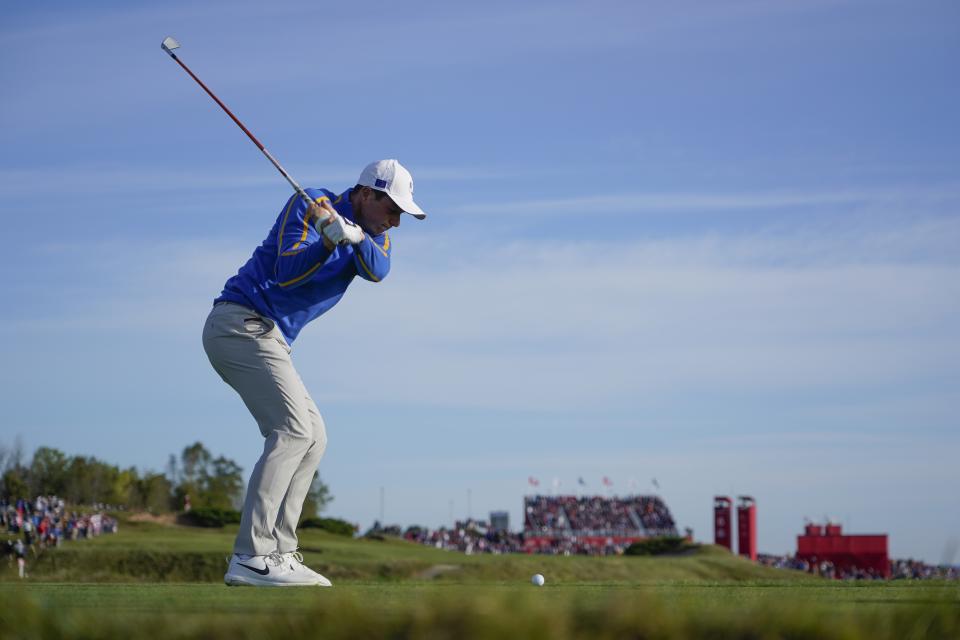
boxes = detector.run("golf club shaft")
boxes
[163,47,314,208]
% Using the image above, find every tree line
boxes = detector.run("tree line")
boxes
[0,440,331,518]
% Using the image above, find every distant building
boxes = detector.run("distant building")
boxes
[714,496,733,550]
[737,496,757,561]
[796,522,889,578]
[490,511,509,533]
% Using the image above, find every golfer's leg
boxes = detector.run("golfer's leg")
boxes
[203,304,314,556]
[240,427,314,555]
[275,393,327,553]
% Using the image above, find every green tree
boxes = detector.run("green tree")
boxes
[0,442,9,475]
[174,442,211,510]
[63,455,92,504]
[205,456,244,510]
[137,472,174,513]
[63,456,121,505]
[172,442,243,510]
[165,454,178,484]
[1,442,179,510]
[180,442,211,492]
[29,447,69,496]
[91,459,121,504]
[300,472,333,520]
[0,440,26,499]
[2,468,28,501]
[116,467,142,509]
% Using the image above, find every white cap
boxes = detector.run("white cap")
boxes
[357,159,427,220]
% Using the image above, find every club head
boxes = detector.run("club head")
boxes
[161,37,180,54]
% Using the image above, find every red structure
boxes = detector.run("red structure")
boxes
[796,522,889,578]
[737,496,757,561]
[714,496,733,550]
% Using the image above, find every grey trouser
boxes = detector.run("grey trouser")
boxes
[202,302,327,556]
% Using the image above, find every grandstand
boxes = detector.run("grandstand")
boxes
[523,495,678,554]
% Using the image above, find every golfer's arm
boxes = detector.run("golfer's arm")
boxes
[276,242,333,288]
[352,233,391,283]
[275,203,333,288]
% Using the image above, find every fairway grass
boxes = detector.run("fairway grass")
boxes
[2,581,958,639]
[1,518,958,638]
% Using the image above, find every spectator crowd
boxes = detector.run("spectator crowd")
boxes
[379,495,680,557]
[399,519,524,554]
[524,495,677,537]
[3,495,119,579]
[758,553,959,581]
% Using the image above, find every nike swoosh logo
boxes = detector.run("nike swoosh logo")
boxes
[238,563,270,576]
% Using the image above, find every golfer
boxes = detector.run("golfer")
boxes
[203,159,426,587]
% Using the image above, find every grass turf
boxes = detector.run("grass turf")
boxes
[3,582,958,639]
[1,517,958,638]
[5,517,804,583]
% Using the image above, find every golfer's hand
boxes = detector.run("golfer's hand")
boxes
[309,200,340,250]
[308,200,336,230]
[320,210,365,246]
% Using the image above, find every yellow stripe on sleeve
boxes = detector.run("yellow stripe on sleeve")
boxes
[276,195,298,257]
[278,195,330,256]
[371,233,390,258]
[355,252,381,283]
[278,260,325,288]
[276,192,351,285]
[286,195,329,254]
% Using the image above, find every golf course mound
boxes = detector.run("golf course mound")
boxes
[5,512,798,584]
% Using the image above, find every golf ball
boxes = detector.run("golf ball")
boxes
[531,573,545,586]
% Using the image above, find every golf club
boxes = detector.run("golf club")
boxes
[160,36,314,208]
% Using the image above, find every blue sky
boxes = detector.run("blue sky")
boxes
[1,0,958,563]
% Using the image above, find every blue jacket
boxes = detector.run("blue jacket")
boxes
[215,187,391,343]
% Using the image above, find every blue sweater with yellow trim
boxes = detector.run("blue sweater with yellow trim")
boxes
[215,187,391,343]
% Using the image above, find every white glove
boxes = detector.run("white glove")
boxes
[316,212,365,246]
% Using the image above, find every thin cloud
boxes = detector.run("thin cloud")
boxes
[13,218,956,414]
[0,164,512,199]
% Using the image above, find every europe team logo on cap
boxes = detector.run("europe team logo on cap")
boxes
[375,178,389,188]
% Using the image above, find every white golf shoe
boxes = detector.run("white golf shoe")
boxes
[280,550,333,587]
[224,551,326,587]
